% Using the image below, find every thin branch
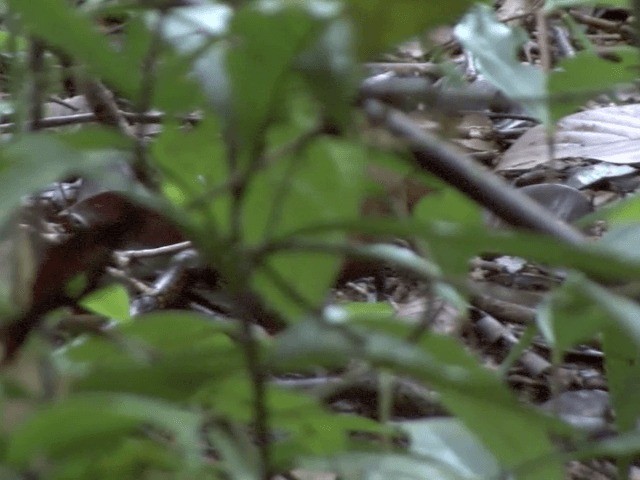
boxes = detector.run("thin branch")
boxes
[82,78,136,137]
[254,239,441,284]
[362,99,586,245]
[233,292,272,480]
[0,111,171,133]
[133,11,166,189]
[27,37,46,132]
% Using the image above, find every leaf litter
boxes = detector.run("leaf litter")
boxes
[498,104,640,171]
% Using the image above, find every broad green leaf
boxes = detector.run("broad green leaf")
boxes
[150,116,232,252]
[549,47,637,122]
[103,394,202,467]
[80,284,131,323]
[298,17,356,128]
[52,438,183,480]
[8,0,139,98]
[283,218,640,281]
[0,135,127,232]
[205,425,260,480]
[603,326,640,434]
[9,393,204,474]
[227,4,320,160]
[122,15,205,113]
[574,429,640,461]
[196,377,383,463]
[424,224,640,281]
[541,274,640,435]
[64,312,243,401]
[598,224,640,261]
[252,250,340,318]
[58,128,133,151]
[541,273,640,349]
[412,184,483,227]
[272,317,567,477]
[545,0,628,11]
[598,195,640,226]
[399,418,500,478]
[454,4,548,123]
[345,0,472,59]
[246,137,367,317]
[269,318,357,371]
[537,274,606,355]
[6,394,140,466]
[413,332,566,479]
[151,116,228,210]
[580,281,640,436]
[326,302,395,322]
[154,50,205,114]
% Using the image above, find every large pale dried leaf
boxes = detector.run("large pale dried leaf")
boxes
[498,104,640,171]
[44,96,91,118]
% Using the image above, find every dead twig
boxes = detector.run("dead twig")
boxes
[362,99,586,245]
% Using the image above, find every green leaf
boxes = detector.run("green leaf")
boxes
[584,281,640,431]
[269,387,384,459]
[64,312,244,401]
[9,390,203,473]
[537,274,606,355]
[8,0,139,97]
[246,137,367,317]
[6,394,141,466]
[549,47,638,122]
[541,274,640,434]
[227,4,320,159]
[399,418,500,478]
[575,429,640,461]
[598,224,640,261]
[272,317,568,477]
[603,326,640,433]
[540,273,640,472]
[120,15,205,113]
[151,116,227,208]
[297,17,356,127]
[413,333,566,479]
[288,218,640,281]
[454,4,548,123]
[104,394,202,467]
[412,184,483,227]
[544,0,628,11]
[542,273,640,350]
[599,195,640,226]
[196,377,383,464]
[58,128,133,151]
[53,438,182,480]
[80,284,131,323]
[345,0,472,59]
[154,51,205,114]
[0,135,126,232]
[326,302,396,322]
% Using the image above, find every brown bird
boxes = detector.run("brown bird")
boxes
[0,192,162,362]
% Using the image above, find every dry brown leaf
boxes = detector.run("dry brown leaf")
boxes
[497,104,640,171]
